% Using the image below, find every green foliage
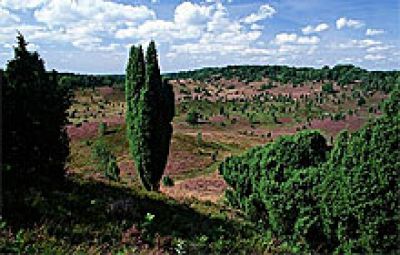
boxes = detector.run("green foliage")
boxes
[383,86,399,115]
[357,96,366,106]
[58,73,125,89]
[186,110,200,125]
[125,41,175,191]
[220,90,400,253]
[3,33,71,186]
[98,122,107,136]
[162,175,174,187]
[322,82,334,93]
[318,107,399,253]
[259,166,327,250]
[197,131,203,145]
[165,64,399,93]
[91,140,120,181]
[260,83,274,90]
[220,130,328,214]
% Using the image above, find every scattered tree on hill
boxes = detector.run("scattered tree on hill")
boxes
[125,41,174,191]
[322,82,334,93]
[186,109,200,125]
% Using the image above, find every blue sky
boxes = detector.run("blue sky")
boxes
[0,0,399,74]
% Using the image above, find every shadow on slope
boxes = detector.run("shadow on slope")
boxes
[2,173,257,253]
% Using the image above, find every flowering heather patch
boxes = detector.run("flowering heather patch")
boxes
[309,115,365,136]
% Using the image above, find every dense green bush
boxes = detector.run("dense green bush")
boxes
[259,166,327,250]
[318,110,399,253]
[219,130,329,219]
[220,89,400,253]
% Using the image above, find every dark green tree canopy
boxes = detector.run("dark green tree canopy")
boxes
[3,33,71,187]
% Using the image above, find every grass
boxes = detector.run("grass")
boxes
[2,173,281,254]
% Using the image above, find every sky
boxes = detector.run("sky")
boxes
[0,0,399,74]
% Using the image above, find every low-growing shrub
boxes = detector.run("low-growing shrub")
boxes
[91,140,120,181]
[162,175,174,187]
[186,110,200,125]
[98,122,107,136]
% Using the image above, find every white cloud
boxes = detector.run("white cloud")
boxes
[116,1,267,59]
[29,0,156,51]
[302,23,329,34]
[364,54,386,61]
[250,24,264,30]
[297,35,320,45]
[0,7,20,25]
[1,0,48,10]
[116,1,212,41]
[0,24,44,45]
[274,33,320,45]
[274,33,297,44]
[336,17,364,29]
[357,39,382,47]
[241,4,276,24]
[366,45,391,53]
[34,0,155,27]
[174,2,212,26]
[337,39,382,49]
[366,28,384,36]
[168,2,268,59]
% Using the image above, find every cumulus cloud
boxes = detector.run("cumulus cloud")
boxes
[174,1,211,26]
[241,4,276,24]
[0,7,20,25]
[364,54,385,61]
[27,0,156,51]
[250,24,264,30]
[274,33,297,44]
[366,28,384,36]
[297,36,320,45]
[116,1,212,41]
[366,45,391,53]
[163,1,274,62]
[336,17,364,29]
[34,0,155,27]
[337,39,382,49]
[302,23,329,34]
[274,33,320,45]
[1,0,48,10]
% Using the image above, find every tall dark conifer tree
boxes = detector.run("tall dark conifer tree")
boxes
[125,41,174,191]
[3,33,71,186]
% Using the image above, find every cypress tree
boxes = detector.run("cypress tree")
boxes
[125,41,174,191]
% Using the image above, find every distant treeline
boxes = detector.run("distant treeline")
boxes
[57,73,125,89]
[4,64,399,92]
[165,64,400,92]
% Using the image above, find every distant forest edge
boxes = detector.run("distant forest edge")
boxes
[2,64,399,92]
[164,64,400,92]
